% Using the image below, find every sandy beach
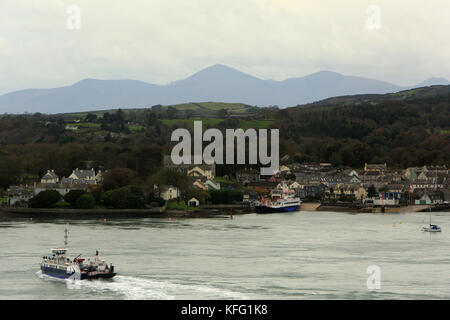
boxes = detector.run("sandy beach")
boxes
[301,202,321,211]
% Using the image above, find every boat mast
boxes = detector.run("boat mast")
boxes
[64,223,69,249]
[435,167,437,190]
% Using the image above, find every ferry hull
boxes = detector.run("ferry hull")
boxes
[255,204,300,213]
[41,266,116,280]
[41,266,74,280]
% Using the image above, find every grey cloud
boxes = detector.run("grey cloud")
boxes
[0,0,449,91]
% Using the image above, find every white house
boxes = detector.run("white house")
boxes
[68,168,103,184]
[41,170,59,184]
[33,168,96,197]
[154,185,180,201]
[187,166,214,180]
[289,181,301,189]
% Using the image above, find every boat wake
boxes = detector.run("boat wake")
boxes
[36,271,247,299]
[36,270,64,282]
[80,276,248,300]
[36,270,82,289]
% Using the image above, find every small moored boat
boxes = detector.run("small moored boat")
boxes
[421,211,442,233]
[421,224,441,232]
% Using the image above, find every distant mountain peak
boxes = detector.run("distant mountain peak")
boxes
[302,70,344,80]
[74,78,99,85]
[311,70,342,76]
[414,77,450,88]
[424,77,448,82]
[206,63,235,70]
[0,65,414,114]
[195,64,238,75]
[179,64,260,84]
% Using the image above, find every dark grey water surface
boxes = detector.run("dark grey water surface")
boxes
[1,210,449,299]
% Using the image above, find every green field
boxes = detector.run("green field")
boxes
[77,122,101,128]
[165,102,255,114]
[426,128,450,135]
[63,102,258,120]
[161,118,224,127]
[161,118,275,129]
[63,117,274,136]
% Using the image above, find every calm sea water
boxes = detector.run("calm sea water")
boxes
[0,210,449,300]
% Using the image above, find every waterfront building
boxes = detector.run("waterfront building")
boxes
[154,184,180,201]
[413,189,445,205]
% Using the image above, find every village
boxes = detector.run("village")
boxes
[1,154,449,213]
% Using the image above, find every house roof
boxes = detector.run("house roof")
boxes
[411,179,440,184]
[205,179,220,187]
[72,169,95,179]
[365,163,387,170]
[42,170,59,179]
[61,177,95,185]
[424,165,447,171]
[6,185,34,196]
[413,188,444,197]
[385,183,404,190]
[337,184,365,191]
[365,170,382,176]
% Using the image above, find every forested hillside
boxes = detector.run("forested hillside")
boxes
[0,86,449,187]
[277,86,450,168]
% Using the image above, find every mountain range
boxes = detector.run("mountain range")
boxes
[0,64,449,114]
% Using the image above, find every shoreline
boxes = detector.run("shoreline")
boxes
[0,203,447,219]
[316,203,443,213]
[0,206,249,219]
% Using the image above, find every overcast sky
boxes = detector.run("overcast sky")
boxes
[0,0,449,93]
